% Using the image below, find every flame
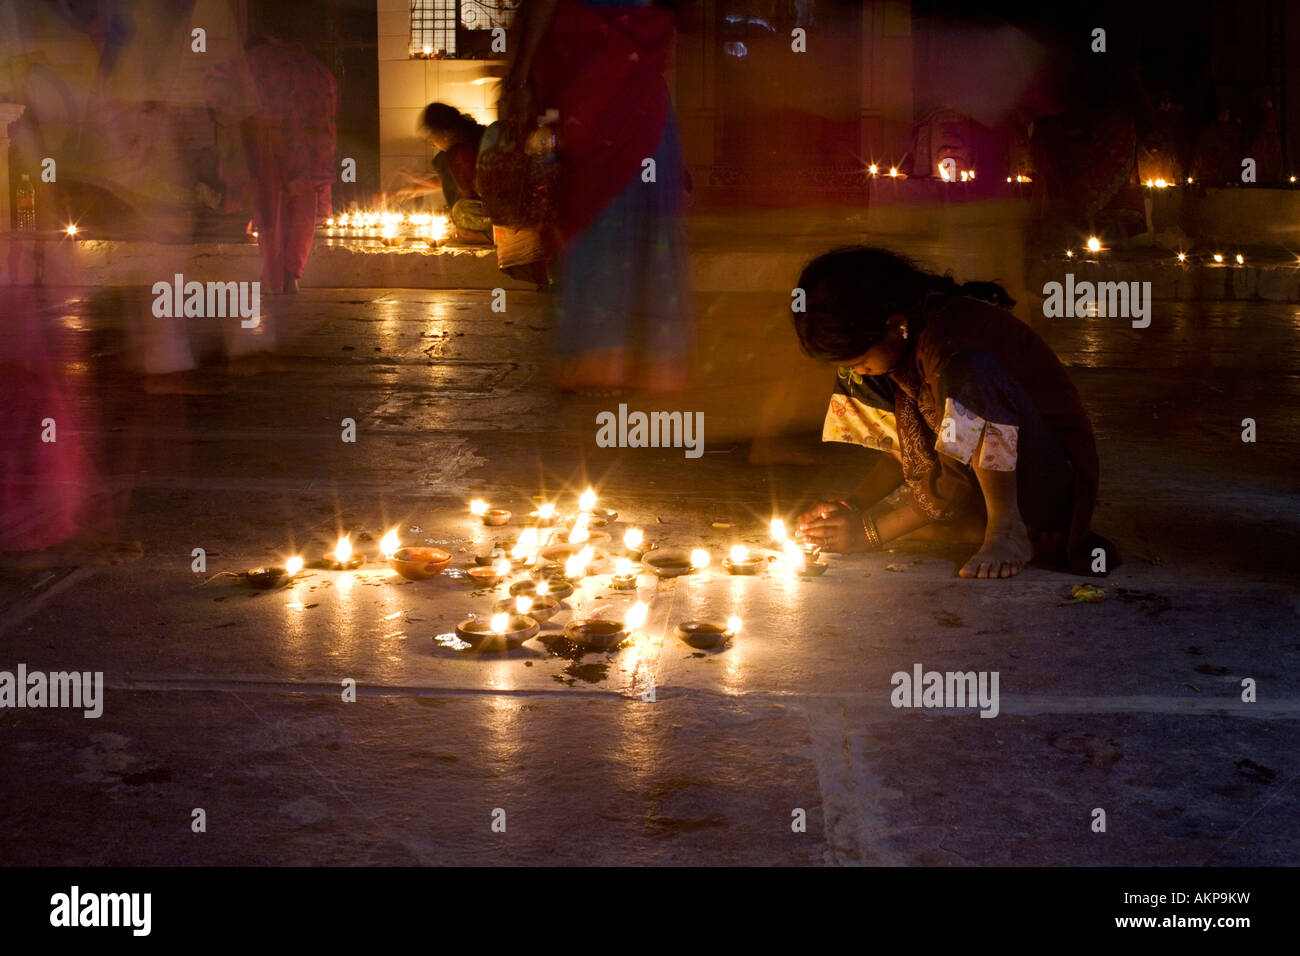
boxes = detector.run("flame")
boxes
[783,540,805,571]
[537,502,556,520]
[493,558,511,578]
[470,499,488,516]
[65,224,78,236]
[690,548,711,569]
[564,553,584,579]
[335,535,352,564]
[536,579,550,596]
[1177,252,1187,262]
[515,595,534,615]
[938,163,952,181]
[868,163,878,175]
[568,525,590,544]
[285,556,304,576]
[577,545,595,566]
[726,616,742,634]
[770,518,786,543]
[1235,253,1245,264]
[379,528,400,558]
[578,487,597,512]
[1086,236,1101,253]
[729,544,749,563]
[513,528,540,558]
[888,167,898,178]
[624,527,644,550]
[615,557,633,576]
[625,601,649,632]
[1213,253,1223,263]
[490,612,509,634]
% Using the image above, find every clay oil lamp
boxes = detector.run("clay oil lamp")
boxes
[321,534,364,570]
[785,540,828,577]
[610,556,639,591]
[389,546,453,581]
[513,574,573,602]
[494,592,560,624]
[643,548,695,578]
[467,557,511,588]
[623,527,645,559]
[565,600,646,650]
[456,610,539,651]
[676,615,741,649]
[471,498,511,527]
[722,544,762,575]
[242,554,304,589]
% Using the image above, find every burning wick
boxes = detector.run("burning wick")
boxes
[726,616,742,636]
[578,486,597,512]
[515,595,534,615]
[490,612,509,635]
[770,518,787,544]
[690,548,711,570]
[1086,236,1102,253]
[285,556,304,577]
[625,601,649,634]
[564,552,585,580]
[568,524,590,545]
[493,558,511,579]
[379,528,400,559]
[624,527,644,552]
[783,540,806,572]
[512,528,540,561]
[536,579,551,597]
[612,556,637,589]
[730,545,750,563]
[335,535,352,564]
[65,224,78,237]
[470,499,489,517]
[537,502,556,521]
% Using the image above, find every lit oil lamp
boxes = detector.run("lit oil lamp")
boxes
[691,548,711,570]
[568,521,590,545]
[530,501,557,526]
[472,498,511,526]
[676,615,741,649]
[723,544,762,575]
[514,574,573,602]
[380,528,401,560]
[323,534,363,570]
[578,486,597,513]
[389,546,452,580]
[785,540,828,577]
[623,527,645,558]
[241,554,305,589]
[493,592,560,623]
[770,517,787,545]
[1086,236,1102,254]
[64,224,78,237]
[467,557,510,588]
[564,597,644,650]
[511,528,540,565]
[611,556,638,590]
[455,610,539,650]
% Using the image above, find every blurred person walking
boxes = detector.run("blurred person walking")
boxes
[499,0,692,394]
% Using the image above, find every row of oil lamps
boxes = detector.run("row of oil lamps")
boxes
[1064,238,1251,265]
[321,210,450,245]
[239,488,826,653]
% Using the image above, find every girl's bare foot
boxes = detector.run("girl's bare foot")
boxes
[958,528,1033,579]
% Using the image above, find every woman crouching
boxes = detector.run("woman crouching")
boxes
[793,247,1116,579]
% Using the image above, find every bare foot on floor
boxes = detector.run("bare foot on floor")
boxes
[0,539,143,569]
[958,529,1033,579]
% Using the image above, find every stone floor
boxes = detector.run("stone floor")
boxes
[0,286,1296,865]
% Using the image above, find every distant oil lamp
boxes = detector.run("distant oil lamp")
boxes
[65,224,78,237]
[455,610,539,650]
[690,548,711,570]
[723,544,762,575]
[623,527,645,558]
[578,486,597,513]
[472,499,511,526]
[611,556,638,590]
[1086,236,1102,254]
[565,598,643,651]
[530,502,557,526]
[379,528,401,560]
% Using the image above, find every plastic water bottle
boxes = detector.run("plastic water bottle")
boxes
[16,174,35,232]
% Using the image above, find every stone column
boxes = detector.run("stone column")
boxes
[0,102,26,232]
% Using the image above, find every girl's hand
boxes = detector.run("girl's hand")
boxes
[797,506,869,554]
[796,500,843,529]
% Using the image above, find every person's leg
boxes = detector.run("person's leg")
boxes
[279,186,317,292]
[248,126,283,292]
[934,350,1076,578]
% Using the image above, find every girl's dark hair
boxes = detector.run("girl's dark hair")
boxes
[420,102,483,140]
[792,246,1014,362]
